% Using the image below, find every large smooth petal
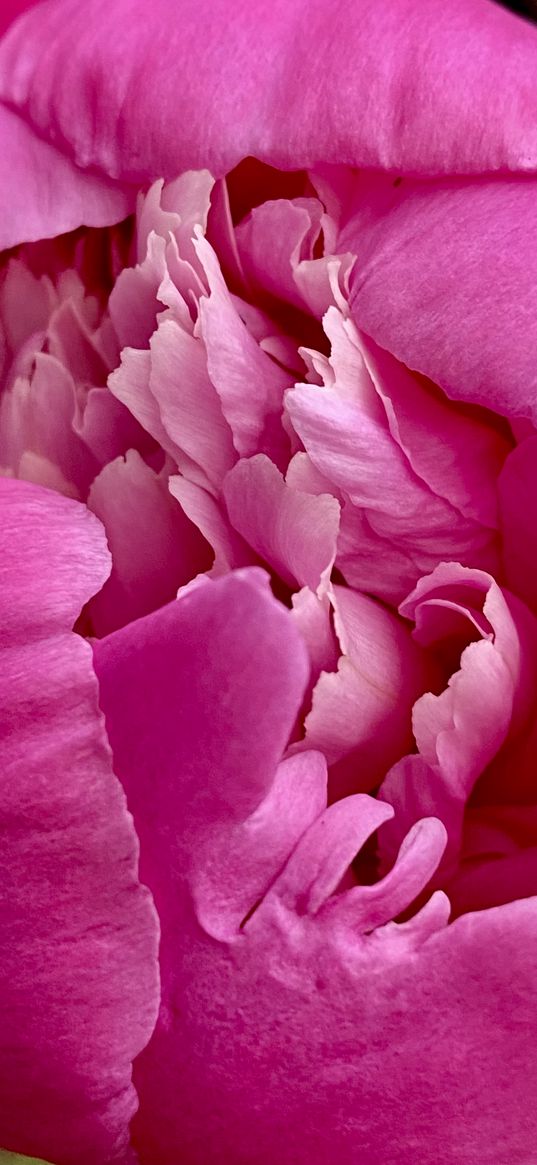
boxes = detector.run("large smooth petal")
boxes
[84,583,537,1165]
[94,562,519,1165]
[0,479,159,1165]
[153,878,537,1165]
[0,104,134,249]
[0,0,39,37]
[2,0,537,188]
[93,569,310,885]
[345,176,537,422]
[91,571,321,1158]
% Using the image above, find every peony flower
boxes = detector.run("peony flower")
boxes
[1,0,537,1162]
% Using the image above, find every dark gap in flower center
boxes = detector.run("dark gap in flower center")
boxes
[225,158,310,223]
[493,0,537,21]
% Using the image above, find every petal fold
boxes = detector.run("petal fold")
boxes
[2,0,537,195]
[0,479,159,1165]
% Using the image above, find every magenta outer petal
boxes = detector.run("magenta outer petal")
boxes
[0,103,134,249]
[346,177,537,422]
[1,0,537,187]
[0,0,38,38]
[92,567,537,1165]
[0,479,160,1165]
[93,569,310,863]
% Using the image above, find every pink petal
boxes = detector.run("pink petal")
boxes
[223,454,340,593]
[195,234,291,465]
[286,309,493,597]
[299,584,430,796]
[345,176,537,422]
[192,750,329,941]
[74,383,151,470]
[290,587,339,702]
[0,478,159,1165]
[108,347,178,461]
[93,568,310,863]
[89,584,537,1164]
[0,103,134,250]
[0,354,97,498]
[108,174,214,350]
[137,887,537,1164]
[137,171,213,271]
[87,450,211,636]
[235,197,323,311]
[91,570,315,1159]
[169,474,255,576]
[92,565,519,1165]
[108,232,169,351]
[2,0,537,193]
[380,563,537,871]
[319,816,447,931]
[148,317,236,491]
[336,503,442,607]
[0,0,39,37]
[358,332,509,528]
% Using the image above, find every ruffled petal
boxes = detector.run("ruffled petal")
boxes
[286,307,496,600]
[194,234,291,465]
[148,317,236,491]
[87,450,211,635]
[379,562,537,871]
[223,453,340,593]
[298,584,430,796]
[0,478,159,1165]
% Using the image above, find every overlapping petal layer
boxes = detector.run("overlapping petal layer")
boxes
[2,0,537,190]
[0,104,134,251]
[345,175,537,422]
[1,2,537,1158]
[379,563,537,878]
[92,568,537,1165]
[0,478,159,1165]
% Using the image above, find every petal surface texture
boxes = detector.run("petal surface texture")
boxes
[0,478,159,1165]
[0,103,134,250]
[344,176,537,423]
[93,570,537,1165]
[2,0,537,182]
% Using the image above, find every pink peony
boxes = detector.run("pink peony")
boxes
[1,1,537,1163]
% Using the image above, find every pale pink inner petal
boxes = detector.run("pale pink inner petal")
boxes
[298,584,431,797]
[87,449,211,636]
[223,453,340,593]
[380,563,537,876]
